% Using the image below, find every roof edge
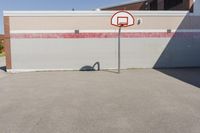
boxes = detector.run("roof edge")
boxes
[3,10,189,17]
[99,0,147,10]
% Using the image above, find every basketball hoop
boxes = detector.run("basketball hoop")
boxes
[111,11,135,73]
[111,11,134,27]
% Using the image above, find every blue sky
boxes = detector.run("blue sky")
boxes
[0,0,124,33]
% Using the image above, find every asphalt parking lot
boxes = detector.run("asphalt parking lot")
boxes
[0,68,200,133]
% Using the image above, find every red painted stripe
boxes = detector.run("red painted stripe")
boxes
[10,32,200,39]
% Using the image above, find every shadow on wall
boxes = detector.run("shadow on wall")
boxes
[80,62,100,71]
[0,66,6,72]
[153,3,200,88]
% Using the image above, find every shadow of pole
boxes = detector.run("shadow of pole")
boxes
[0,66,6,72]
[80,62,100,71]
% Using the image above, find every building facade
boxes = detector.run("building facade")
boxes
[2,0,200,72]
[100,0,193,11]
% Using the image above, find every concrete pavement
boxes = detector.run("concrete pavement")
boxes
[0,69,200,133]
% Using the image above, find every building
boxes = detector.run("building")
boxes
[100,0,193,11]
[2,0,200,72]
[0,34,4,42]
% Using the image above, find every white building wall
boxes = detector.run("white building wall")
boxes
[10,38,166,70]
[4,11,200,72]
[194,0,200,15]
[10,39,118,70]
[10,35,200,72]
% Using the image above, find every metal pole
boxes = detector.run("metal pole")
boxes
[118,26,122,74]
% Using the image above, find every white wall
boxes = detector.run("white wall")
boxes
[10,39,118,70]
[10,38,168,71]
[6,11,200,72]
[194,0,200,15]
[9,35,200,72]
